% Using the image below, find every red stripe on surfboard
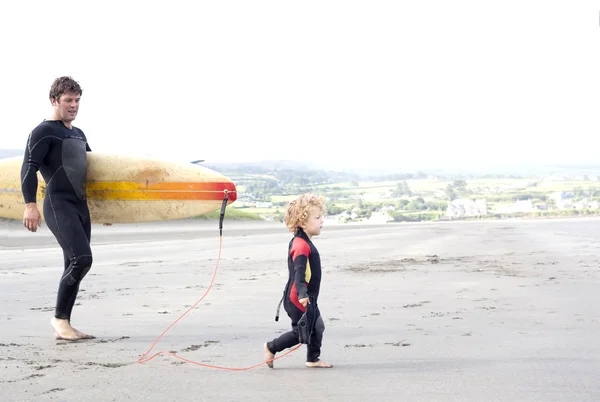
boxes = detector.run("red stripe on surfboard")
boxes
[87,181,235,191]
[86,181,237,202]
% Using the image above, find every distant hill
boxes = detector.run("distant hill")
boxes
[0,149,22,159]
[204,160,362,184]
[205,160,315,172]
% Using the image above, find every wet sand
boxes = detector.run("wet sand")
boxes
[1,217,599,401]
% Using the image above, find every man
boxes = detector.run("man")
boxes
[21,76,95,341]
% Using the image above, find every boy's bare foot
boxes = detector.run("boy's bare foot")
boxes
[305,360,333,368]
[264,343,275,368]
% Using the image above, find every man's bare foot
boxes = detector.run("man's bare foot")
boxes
[51,318,92,341]
[72,327,95,339]
[305,360,333,368]
[264,343,275,368]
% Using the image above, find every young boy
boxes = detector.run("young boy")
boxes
[263,193,333,368]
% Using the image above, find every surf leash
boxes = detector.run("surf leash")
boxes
[136,190,301,370]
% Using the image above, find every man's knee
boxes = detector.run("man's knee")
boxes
[74,254,92,268]
[72,255,93,280]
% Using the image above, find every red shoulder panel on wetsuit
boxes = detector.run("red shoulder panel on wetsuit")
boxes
[290,237,310,260]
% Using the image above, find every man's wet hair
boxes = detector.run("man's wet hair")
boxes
[49,76,83,101]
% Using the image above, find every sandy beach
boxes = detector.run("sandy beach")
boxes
[1,216,599,401]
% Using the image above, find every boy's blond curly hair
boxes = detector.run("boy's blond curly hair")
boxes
[284,193,326,233]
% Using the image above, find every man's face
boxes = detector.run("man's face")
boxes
[51,92,80,123]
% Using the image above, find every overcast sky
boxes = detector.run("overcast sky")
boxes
[1,1,598,171]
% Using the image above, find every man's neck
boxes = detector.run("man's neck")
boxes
[49,115,72,129]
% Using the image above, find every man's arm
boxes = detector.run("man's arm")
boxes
[21,127,52,232]
[21,127,53,203]
[81,130,91,152]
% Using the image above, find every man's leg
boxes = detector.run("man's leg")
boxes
[44,197,93,340]
[60,249,77,322]
[66,211,93,338]
[65,211,91,322]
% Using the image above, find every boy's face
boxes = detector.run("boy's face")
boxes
[302,207,324,238]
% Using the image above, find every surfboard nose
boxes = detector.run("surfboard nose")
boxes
[224,182,237,203]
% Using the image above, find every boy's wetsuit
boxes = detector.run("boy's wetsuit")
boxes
[21,120,93,321]
[267,228,326,362]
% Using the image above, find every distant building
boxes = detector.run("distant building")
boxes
[563,198,600,210]
[494,199,536,214]
[508,181,536,190]
[367,211,395,223]
[446,199,487,218]
[549,191,574,202]
[381,205,396,213]
[361,192,389,200]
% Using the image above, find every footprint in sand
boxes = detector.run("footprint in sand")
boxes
[94,336,130,344]
[84,362,129,368]
[29,307,54,312]
[33,365,54,371]
[182,341,220,352]
[43,388,65,394]
[385,341,410,347]
[0,343,22,347]
[403,301,431,308]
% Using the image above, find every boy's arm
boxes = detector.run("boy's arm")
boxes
[291,237,311,300]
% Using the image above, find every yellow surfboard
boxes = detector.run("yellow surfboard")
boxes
[0,153,237,223]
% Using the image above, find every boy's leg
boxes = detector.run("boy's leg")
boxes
[264,303,302,368]
[306,313,333,368]
[265,325,299,361]
[264,327,299,368]
[306,315,324,362]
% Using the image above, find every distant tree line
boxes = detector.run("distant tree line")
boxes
[365,171,429,181]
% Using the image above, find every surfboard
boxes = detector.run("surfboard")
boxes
[0,152,237,224]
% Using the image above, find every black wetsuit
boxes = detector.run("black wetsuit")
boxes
[267,228,326,363]
[21,120,92,321]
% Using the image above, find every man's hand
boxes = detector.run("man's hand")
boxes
[299,297,310,308]
[23,203,42,232]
